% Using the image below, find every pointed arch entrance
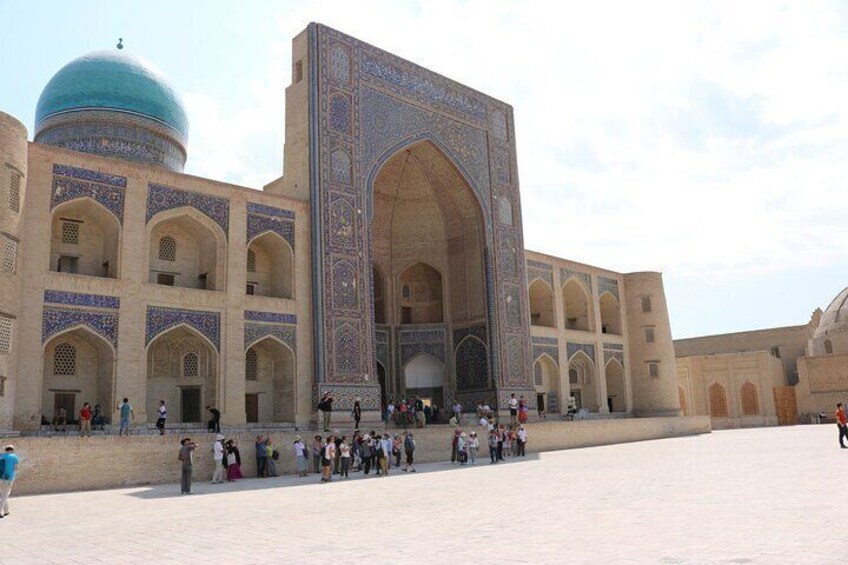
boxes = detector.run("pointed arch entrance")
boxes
[43,327,115,424]
[568,351,597,411]
[146,325,218,423]
[371,139,488,400]
[244,336,295,423]
[404,353,446,407]
[533,354,560,414]
[605,358,626,412]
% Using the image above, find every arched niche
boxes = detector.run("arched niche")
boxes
[148,208,226,291]
[43,327,115,424]
[528,279,555,328]
[568,350,597,411]
[398,262,443,324]
[50,199,121,279]
[599,292,621,335]
[245,337,295,423]
[563,278,593,332]
[146,325,218,423]
[605,358,626,412]
[404,353,445,406]
[533,353,560,413]
[247,232,293,299]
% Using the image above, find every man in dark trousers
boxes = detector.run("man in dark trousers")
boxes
[206,406,221,433]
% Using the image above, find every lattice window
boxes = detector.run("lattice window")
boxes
[9,172,21,213]
[183,352,198,377]
[678,385,689,416]
[647,362,659,378]
[708,382,728,418]
[159,236,176,261]
[61,221,80,245]
[641,296,652,313]
[644,327,655,343]
[2,237,17,273]
[245,347,258,381]
[53,343,77,375]
[741,381,759,415]
[247,249,256,272]
[0,315,11,354]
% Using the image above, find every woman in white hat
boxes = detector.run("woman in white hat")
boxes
[293,436,308,477]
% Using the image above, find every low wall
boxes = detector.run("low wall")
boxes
[2,416,710,496]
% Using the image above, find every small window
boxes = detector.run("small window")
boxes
[9,171,21,213]
[0,315,11,354]
[641,296,652,313]
[183,352,199,377]
[770,346,781,358]
[402,285,411,299]
[159,236,176,261]
[825,340,833,354]
[157,273,175,286]
[245,348,258,381]
[295,60,303,83]
[198,273,208,290]
[0,376,5,397]
[647,362,659,378]
[53,343,77,375]
[57,255,79,274]
[61,221,80,245]
[569,368,578,384]
[247,249,256,272]
[2,237,17,273]
[246,283,256,295]
[644,327,655,343]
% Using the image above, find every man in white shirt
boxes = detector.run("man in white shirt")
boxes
[509,393,518,424]
[211,434,225,484]
[517,426,528,457]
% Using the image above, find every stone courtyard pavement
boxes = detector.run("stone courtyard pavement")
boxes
[0,425,844,564]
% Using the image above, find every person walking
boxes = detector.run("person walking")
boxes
[517,425,527,456]
[225,439,243,481]
[415,397,426,429]
[255,435,268,478]
[837,403,848,448]
[294,436,309,477]
[0,445,19,517]
[211,434,225,484]
[79,402,92,437]
[156,400,167,436]
[402,431,417,472]
[117,398,133,436]
[353,398,362,430]
[339,436,351,479]
[312,435,323,474]
[467,431,479,465]
[177,438,197,495]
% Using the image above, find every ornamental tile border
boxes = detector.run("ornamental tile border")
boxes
[532,344,559,365]
[51,175,126,223]
[244,323,296,352]
[146,183,229,237]
[145,306,220,351]
[604,349,625,366]
[246,202,295,220]
[566,342,596,363]
[42,306,119,348]
[44,290,120,310]
[561,268,592,293]
[598,276,620,300]
[52,164,127,187]
[244,311,297,324]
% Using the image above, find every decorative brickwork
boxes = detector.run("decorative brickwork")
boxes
[708,382,729,418]
[741,381,759,415]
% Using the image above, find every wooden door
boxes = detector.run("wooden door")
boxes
[773,386,798,426]
[245,393,259,423]
[180,388,201,423]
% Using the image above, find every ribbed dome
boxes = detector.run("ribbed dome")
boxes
[814,287,848,338]
[35,50,188,140]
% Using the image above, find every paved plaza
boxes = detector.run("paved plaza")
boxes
[0,425,843,564]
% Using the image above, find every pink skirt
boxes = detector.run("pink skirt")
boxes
[227,464,243,480]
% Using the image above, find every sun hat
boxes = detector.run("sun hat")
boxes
[295,436,302,441]
[215,434,224,440]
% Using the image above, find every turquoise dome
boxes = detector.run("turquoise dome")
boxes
[35,50,189,141]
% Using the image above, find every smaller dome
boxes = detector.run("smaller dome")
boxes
[36,50,188,141]
[813,287,848,339]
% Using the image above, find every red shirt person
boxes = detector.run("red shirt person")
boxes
[835,403,847,449]
[79,402,93,437]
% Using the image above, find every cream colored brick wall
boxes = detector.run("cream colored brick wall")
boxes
[3,417,710,496]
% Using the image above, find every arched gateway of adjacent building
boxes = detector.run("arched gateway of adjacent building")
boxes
[371,140,489,405]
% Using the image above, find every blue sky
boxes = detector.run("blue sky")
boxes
[2,0,847,338]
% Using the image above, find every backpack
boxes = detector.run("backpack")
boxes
[404,436,415,452]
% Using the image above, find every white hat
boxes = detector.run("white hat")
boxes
[215,434,224,440]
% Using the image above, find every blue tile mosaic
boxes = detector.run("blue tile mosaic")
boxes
[532,344,559,365]
[52,164,127,187]
[51,175,126,223]
[329,93,351,133]
[561,268,592,293]
[44,290,119,309]
[604,342,624,351]
[598,276,620,300]
[42,306,119,348]
[567,342,596,363]
[146,183,229,237]
[244,311,297,324]
[452,325,486,349]
[246,211,295,248]
[246,202,295,220]
[244,322,296,352]
[145,306,220,350]
[531,336,558,346]
[604,349,624,366]
[455,335,489,391]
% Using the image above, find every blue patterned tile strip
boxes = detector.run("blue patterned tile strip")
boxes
[531,336,558,346]
[247,212,295,248]
[52,164,127,187]
[566,342,596,363]
[42,306,119,348]
[532,344,559,364]
[244,311,297,324]
[146,306,220,350]
[146,183,229,237]
[44,290,119,309]
[247,202,295,220]
[244,323,296,352]
[51,176,126,223]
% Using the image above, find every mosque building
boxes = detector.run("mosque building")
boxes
[0,24,682,431]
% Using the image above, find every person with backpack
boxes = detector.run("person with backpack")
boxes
[293,436,308,477]
[117,398,133,436]
[311,435,323,474]
[177,438,197,495]
[265,436,279,477]
[402,431,417,472]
